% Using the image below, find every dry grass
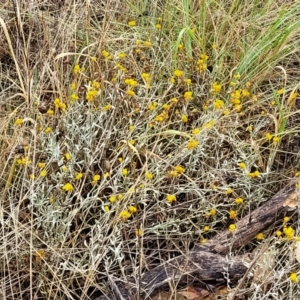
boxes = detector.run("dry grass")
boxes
[1,0,300,299]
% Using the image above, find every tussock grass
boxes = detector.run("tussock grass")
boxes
[1,0,300,299]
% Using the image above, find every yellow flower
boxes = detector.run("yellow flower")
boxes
[276,230,282,237]
[206,208,217,217]
[212,82,222,94]
[86,89,98,102]
[210,208,217,216]
[213,99,225,109]
[62,183,74,192]
[71,93,79,101]
[277,89,284,95]
[239,162,246,169]
[45,127,52,133]
[241,89,250,98]
[168,170,179,178]
[75,173,83,180]
[93,174,101,182]
[109,195,116,203]
[181,114,188,123]
[185,79,191,85]
[229,210,237,219]
[290,273,298,283]
[119,210,131,221]
[229,224,236,232]
[142,72,150,81]
[102,50,112,59]
[148,101,158,110]
[118,157,123,163]
[162,103,170,110]
[155,24,161,29]
[15,118,23,126]
[145,171,153,180]
[29,173,35,179]
[174,165,185,174]
[38,162,46,168]
[248,170,260,178]
[144,40,151,47]
[126,89,135,97]
[117,52,127,59]
[184,91,193,101]
[265,132,273,140]
[104,206,110,212]
[166,194,176,203]
[226,188,233,195]
[65,153,71,161]
[73,64,81,75]
[174,69,183,77]
[273,136,280,143]
[122,168,128,176]
[187,139,199,150]
[256,232,264,240]
[125,78,138,87]
[203,226,210,232]
[128,205,137,213]
[136,229,143,236]
[283,216,290,223]
[235,197,244,204]
[40,170,47,177]
[283,226,295,240]
[47,109,54,115]
[128,20,136,27]
[128,125,134,131]
[192,128,201,135]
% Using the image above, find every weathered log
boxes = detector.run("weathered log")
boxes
[95,178,299,300]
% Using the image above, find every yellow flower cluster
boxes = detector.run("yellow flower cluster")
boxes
[166,194,176,202]
[247,170,260,178]
[168,165,185,178]
[184,91,193,101]
[174,69,183,77]
[206,208,217,217]
[235,197,244,204]
[212,82,222,94]
[54,98,67,112]
[125,78,138,87]
[155,111,169,123]
[62,183,73,192]
[17,156,32,165]
[15,118,23,126]
[73,64,85,75]
[102,50,112,60]
[283,226,295,240]
[187,139,199,150]
[148,101,158,111]
[290,273,298,283]
[119,205,138,221]
[196,54,209,72]
[213,99,225,110]
[229,210,237,219]
[116,63,126,72]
